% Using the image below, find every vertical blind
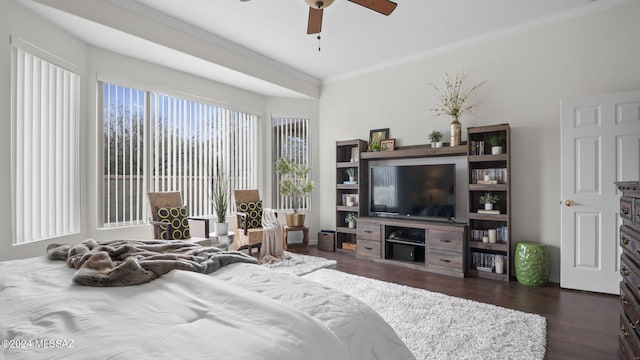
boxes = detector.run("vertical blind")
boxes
[12,47,80,244]
[102,82,259,227]
[103,83,146,226]
[150,93,259,218]
[272,116,310,210]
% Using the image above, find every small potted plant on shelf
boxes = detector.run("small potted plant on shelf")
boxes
[345,212,357,229]
[275,156,316,227]
[428,130,443,148]
[345,168,356,183]
[479,192,499,211]
[488,135,504,155]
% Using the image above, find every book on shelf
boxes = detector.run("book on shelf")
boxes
[471,252,507,272]
[470,227,508,243]
[477,209,500,214]
[470,168,507,184]
[342,181,357,185]
[469,140,485,156]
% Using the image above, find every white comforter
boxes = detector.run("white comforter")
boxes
[0,256,414,360]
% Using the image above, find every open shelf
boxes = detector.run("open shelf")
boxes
[336,226,356,234]
[467,124,511,282]
[468,213,509,221]
[360,143,467,160]
[468,154,508,162]
[337,205,359,212]
[468,269,509,281]
[337,161,359,168]
[335,139,369,255]
[468,184,508,191]
[468,241,508,252]
[336,184,358,190]
[385,238,426,247]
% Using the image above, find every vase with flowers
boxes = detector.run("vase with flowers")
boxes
[430,70,486,146]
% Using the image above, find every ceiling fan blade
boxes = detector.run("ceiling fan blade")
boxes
[348,0,397,15]
[307,7,323,34]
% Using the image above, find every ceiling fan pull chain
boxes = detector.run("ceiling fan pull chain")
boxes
[317,35,321,52]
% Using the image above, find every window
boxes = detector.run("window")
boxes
[103,83,146,225]
[272,116,311,210]
[11,44,80,244]
[102,82,259,227]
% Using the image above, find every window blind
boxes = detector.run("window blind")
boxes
[12,47,80,244]
[102,82,259,227]
[272,116,311,210]
[103,83,146,226]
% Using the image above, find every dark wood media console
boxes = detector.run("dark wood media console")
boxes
[356,216,467,278]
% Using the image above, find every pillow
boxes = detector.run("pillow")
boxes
[237,200,263,229]
[156,206,191,240]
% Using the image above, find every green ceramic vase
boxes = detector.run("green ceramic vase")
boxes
[515,242,550,286]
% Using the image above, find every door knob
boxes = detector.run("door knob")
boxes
[565,200,575,207]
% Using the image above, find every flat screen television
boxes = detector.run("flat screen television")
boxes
[369,164,455,221]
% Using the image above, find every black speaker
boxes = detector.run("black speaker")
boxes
[392,243,416,262]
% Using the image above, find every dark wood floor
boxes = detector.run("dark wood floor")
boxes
[307,246,618,360]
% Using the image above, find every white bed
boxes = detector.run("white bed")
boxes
[0,255,415,360]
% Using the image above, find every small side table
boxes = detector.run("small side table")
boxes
[209,231,235,251]
[514,241,550,286]
[283,225,309,255]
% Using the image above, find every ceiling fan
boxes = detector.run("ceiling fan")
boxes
[241,0,398,34]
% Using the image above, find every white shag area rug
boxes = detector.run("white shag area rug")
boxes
[261,251,337,276]
[303,269,547,360]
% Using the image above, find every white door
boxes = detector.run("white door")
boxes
[560,90,640,294]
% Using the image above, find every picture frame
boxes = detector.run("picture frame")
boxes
[369,128,389,150]
[350,147,359,162]
[380,138,396,151]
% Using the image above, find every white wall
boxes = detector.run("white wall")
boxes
[0,1,319,261]
[318,2,640,282]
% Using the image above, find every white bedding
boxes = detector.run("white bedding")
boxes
[0,256,414,360]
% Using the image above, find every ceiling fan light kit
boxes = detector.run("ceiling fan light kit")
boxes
[304,0,336,9]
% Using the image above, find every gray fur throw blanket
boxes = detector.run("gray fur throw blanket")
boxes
[47,239,258,287]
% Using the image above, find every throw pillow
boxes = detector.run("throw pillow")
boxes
[237,200,263,229]
[156,206,191,240]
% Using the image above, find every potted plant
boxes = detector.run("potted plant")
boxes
[346,168,356,182]
[211,165,230,236]
[275,156,315,227]
[430,70,486,146]
[479,192,499,211]
[345,212,357,229]
[488,135,504,155]
[428,130,443,148]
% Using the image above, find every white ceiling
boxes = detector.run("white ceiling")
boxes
[16,0,633,97]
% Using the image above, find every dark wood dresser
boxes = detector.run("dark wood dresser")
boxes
[618,181,640,359]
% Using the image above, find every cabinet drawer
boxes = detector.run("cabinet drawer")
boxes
[621,311,640,358]
[357,220,381,241]
[621,281,640,330]
[428,249,463,270]
[429,230,464,252]
[621,254,640,298]
[621,196,635,224]
[621,331,637,360]
[356,239,380,259]
[621,226,640,262]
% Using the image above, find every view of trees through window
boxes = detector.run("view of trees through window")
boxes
[103,82,258,226]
